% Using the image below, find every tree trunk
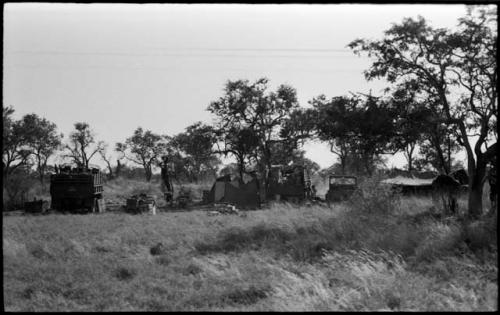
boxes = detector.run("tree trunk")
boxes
[446,135,452,173]
[467,159,487,219]
[237,155,245,180]
[435,141,449,174]
[145,165,152,182]
[115,159,122,177]
[363,153,373,176]
[37,159,44,186]
[106,163,113,179]
[468,184,484,219]
[405,143,415,172]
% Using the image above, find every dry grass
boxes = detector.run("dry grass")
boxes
[3,179,497,311]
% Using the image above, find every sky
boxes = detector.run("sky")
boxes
[3,3,469,169]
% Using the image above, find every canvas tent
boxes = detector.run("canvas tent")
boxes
[206,174,260,209]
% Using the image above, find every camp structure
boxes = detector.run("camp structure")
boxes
[267,164,309,203]
[381,175,434,195]
[205,174,260,209]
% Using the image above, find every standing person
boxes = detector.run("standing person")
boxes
[160,156,174,207]
[304,180,312,200]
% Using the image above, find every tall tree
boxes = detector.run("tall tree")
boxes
[311,95,357,174]
[279,108,318,148]
[213,126,259,179]
[349,7,497,217]
[2,106,32,179]
[20,113,62,185]
[207,78,299,192]
[312,94,396,175]
[171,122,220,182]
[64,122,104,169]
[97,142,115,179]
[387,81,441,172]
[116,127,167,181]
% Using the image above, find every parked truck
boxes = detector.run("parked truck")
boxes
[50,164,105,213]
[325,175,357,203]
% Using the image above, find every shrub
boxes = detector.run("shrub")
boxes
[150,242,166,256]
[349,177,401,215]
[414,222,464,263]
[221,285,271,305]
[195,224,294,254]
[463,218,497,253]
[3,171,48,211]
[114,266,137,281]
[183,263,203,276]
[155,255,171,266]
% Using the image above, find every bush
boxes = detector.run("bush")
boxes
[195,224,294,254]
[150,242,166,256]
[221,285,271,305]
[3,171,46,211]
[463,218,497,253]
[114,266,137,281]
[349,176,401,215]
[414,222,464,263]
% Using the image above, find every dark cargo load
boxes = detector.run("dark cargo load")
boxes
[50,165,105,213]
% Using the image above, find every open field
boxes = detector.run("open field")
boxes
[3,190,497,311]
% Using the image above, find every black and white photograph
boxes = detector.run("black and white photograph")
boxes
[3,2,497,311]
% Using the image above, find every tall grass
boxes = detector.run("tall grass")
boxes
[3,181,497,311]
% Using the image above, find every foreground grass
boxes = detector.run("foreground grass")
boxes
[3,198,497,311]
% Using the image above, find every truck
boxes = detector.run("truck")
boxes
[325,175,357,203]
[50,164,105,213]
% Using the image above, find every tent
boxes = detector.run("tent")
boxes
[206,175,260,209]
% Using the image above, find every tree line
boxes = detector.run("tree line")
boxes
[2,7,496,217]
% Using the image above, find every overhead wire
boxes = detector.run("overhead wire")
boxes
[5,48,357,59]
[5,47,369,72]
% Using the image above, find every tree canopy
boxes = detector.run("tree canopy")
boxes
[116,127,168,182]
[349,7,497,216]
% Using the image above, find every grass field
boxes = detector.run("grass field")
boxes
[3,179,498,311]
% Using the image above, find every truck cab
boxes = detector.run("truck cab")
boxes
[325,175,357,203]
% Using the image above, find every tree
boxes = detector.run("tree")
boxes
[171,122,220,182]
[213,126,259,179]
[116,127,167,182]
[415,133,462,174]
[349,95,397,175]
[2,106,32,179]
[279,108,318,148]
[19,114,62,185]
[311,95,357,174]
[386,81,428,172]
[98,142,115,179]
[311,94,396,175]
[267,139,301,166]
[349,7,497,217]
[207,78,300,191]
[64,122,104,169]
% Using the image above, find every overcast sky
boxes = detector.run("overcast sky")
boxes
[3,3,469,169]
